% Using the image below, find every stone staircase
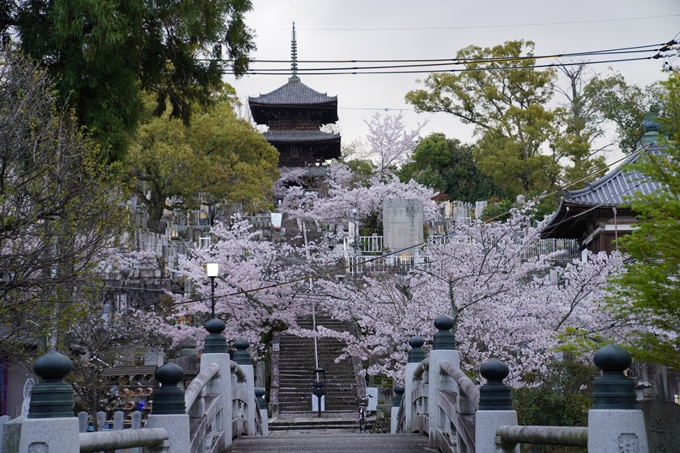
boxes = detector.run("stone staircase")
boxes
[271,313,361,431]
[280,216,325,247]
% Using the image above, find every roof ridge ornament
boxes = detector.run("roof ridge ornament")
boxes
[290,22,300,82]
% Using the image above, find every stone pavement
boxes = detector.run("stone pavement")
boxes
[231,433,433,452]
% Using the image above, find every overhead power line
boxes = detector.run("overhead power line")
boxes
[231,56,653,76]
[202,40,675,76]
[226,42,667,64]
[206,41,672,65]
[242,55,653,74]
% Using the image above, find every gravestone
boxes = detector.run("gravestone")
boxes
[639,399,680,453]
[383,199,423,255]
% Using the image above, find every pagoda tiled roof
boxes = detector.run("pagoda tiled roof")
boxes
[264,130,340,142]
[249,79,337,105]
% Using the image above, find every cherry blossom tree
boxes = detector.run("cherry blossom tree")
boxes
[278,164,438,231]
[152,219,318,352]
[365,112,426,178]
[293,205,627,385]
[0,50,128,364]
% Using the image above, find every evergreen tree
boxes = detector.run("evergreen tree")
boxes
[399,133,498,202]
[608,76,680,368]
[2,0,255,161]
[406,41,560,198]
[124,94,279,233]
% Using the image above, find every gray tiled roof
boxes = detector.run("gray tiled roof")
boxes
[249,80,337,105]
[541,145,666,239]
[264,131,340,142]
[562,145,664,207]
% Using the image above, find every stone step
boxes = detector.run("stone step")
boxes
[279,369,355,373]
[269,421,358,431]
[231,434,430,452]
[278,394,356,401]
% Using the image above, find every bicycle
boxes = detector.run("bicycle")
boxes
[357,394,373,433]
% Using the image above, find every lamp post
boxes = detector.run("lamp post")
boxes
[206,263,219,319]
[352,208,358,283]
[312,367,326,418]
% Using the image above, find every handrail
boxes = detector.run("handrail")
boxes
[440,359,480,409]
[413,357,429,380]
[497,425,588,447]
[79,428,169,452]
[231,360,247,382]
[185,362,220,412]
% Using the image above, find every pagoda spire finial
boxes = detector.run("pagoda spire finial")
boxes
[290,21,300,82]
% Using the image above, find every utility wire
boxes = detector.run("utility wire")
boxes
[238,51,658,73]
[205,41,668,67]
[230,56,654,76]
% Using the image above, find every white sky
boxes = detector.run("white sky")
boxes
[226,1,680,164]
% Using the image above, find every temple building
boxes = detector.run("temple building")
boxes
[248,23,341,168]
[541,125,665,254]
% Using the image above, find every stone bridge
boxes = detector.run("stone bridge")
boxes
[0,316,651,453]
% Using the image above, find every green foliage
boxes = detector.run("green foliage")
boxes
[553,327,607,358]
[592,75,673,154]
[124,95,279,233]
[607,76,680,368]
[6,0,256,161]
[406,41,561,197]
[398,133,499,201]
[338,139,377,187]
[345,159,376,187]
[481,196,556,223]
[549,64,612,187]
[481,198,514,222]
[514,360,598,453]
[405,43,651,200]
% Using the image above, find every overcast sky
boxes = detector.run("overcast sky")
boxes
[227,1,680,163]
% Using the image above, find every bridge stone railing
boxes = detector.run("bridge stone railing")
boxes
[0,319,267,453]
[396,316,649,453]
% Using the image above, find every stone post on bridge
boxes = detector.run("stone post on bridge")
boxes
[145,362,190,453]
[404,336,425,431]
[391,386,404,434]
[2,351,80,453]
[475,359,518,453]
[255,388,269,436]
[427,316,459,446]
[201,318,233,448]
[588,344,648,453]
[233,338,257,436]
